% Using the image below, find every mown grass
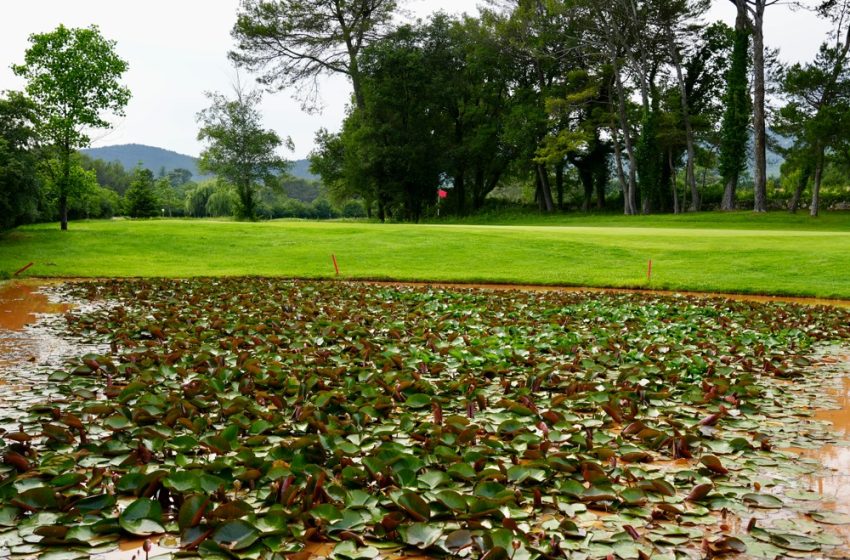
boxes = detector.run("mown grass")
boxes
[431,207,850,230]
[1,214,849,298]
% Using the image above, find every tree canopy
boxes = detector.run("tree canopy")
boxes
[12,24,130,230]
[197,84,292,220]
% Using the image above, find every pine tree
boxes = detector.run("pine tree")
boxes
[125,167,159,218]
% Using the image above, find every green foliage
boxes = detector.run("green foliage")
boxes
[125,167,159,218]
[3,278,850,557]
[38,154,99,216]
[230,0,398,109]
[635,106,666,212]
[196,86,291,220]
[0,92,41,230]
[12,24,130,230]
[79,154,133,195]
[205,186,239,218]
[776,35,850,216]
[718,25,751,191]
[340,199,367,218]
[71,186,122,219]
[184,182,216,218]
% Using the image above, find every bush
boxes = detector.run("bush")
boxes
[340,200,367,218]
[312,198,336,220]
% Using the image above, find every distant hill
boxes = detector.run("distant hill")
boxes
[82,144,318,182]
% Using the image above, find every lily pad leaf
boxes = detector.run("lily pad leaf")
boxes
[119,498,164,536]
[211,519,259,551]
[445,529,473,551]
[404,394,432,409]
[808,511,850,525]
[401,522,443,549]
[398,491,430,521]
[743,493,783,509]
[75,493,116,514]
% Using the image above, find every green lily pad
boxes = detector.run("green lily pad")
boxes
[119,498,164,536]
[211,519,259,551]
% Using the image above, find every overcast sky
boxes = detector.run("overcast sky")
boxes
[0,0,832,160]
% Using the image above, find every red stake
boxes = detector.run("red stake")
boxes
[14,262,34,276]
[647,259,652,282]
[331,254,340,276]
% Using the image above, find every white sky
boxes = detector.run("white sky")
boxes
[0,0,831,159]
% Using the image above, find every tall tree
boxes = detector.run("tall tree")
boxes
[775,0,850,217]
[730,0,779,212]
[197,82,292,220]
[230,0,398,111]
[718,9,750,210]
[12,24,130,230]
[658,0,710,211]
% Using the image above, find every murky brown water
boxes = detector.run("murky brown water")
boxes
[0,281,107,434]
[794,354,850,510]
[0,280,69,331]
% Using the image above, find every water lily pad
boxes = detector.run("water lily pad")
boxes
[397,491,430,521]
[119,498,164,536]
[742,493,783,509]
[401,522,443,549]
[808,511,850,525]
[211,519,259,551]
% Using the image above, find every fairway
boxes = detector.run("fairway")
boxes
[1,217,849,298]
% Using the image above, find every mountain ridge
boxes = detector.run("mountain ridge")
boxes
[82,143,317,182]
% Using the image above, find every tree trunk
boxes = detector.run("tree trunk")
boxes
[455,169,466,216]
[611,120,629,214]
[536,164,555,212]
[578,165,593,212]
[613,58,638,215]
[594,168,606,210]
[790,164,811,214]
[669,150,680,214]
[751,5,768,213]
[60,147,70,231]
[59,194,69,231]
[722,176,738,210]
[667,27,700,211]
[555,164,564,210]
[811,149,824,217]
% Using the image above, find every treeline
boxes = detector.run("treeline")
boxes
[233,0,850,220]
[0,140,360,229]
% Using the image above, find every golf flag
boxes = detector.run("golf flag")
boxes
[437,189,448,199]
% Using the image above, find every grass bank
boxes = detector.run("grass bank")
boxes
[1,215,849,298]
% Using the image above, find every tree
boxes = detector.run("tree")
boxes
[346,23,450,221]
[39,153,99,220]
[718,10,751,210]
[12,24,130,230]
[0,92,41,230]
[230,0,398,111]
[125,167,159,218]
[658,0,711,211]
[196,83,291,220]
[730,0,779,212]
[79,155,133,195]
[775,0,850,217]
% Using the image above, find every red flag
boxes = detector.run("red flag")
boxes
[437,189,448,199]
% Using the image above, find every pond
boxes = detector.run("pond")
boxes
[1,279,850,560]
